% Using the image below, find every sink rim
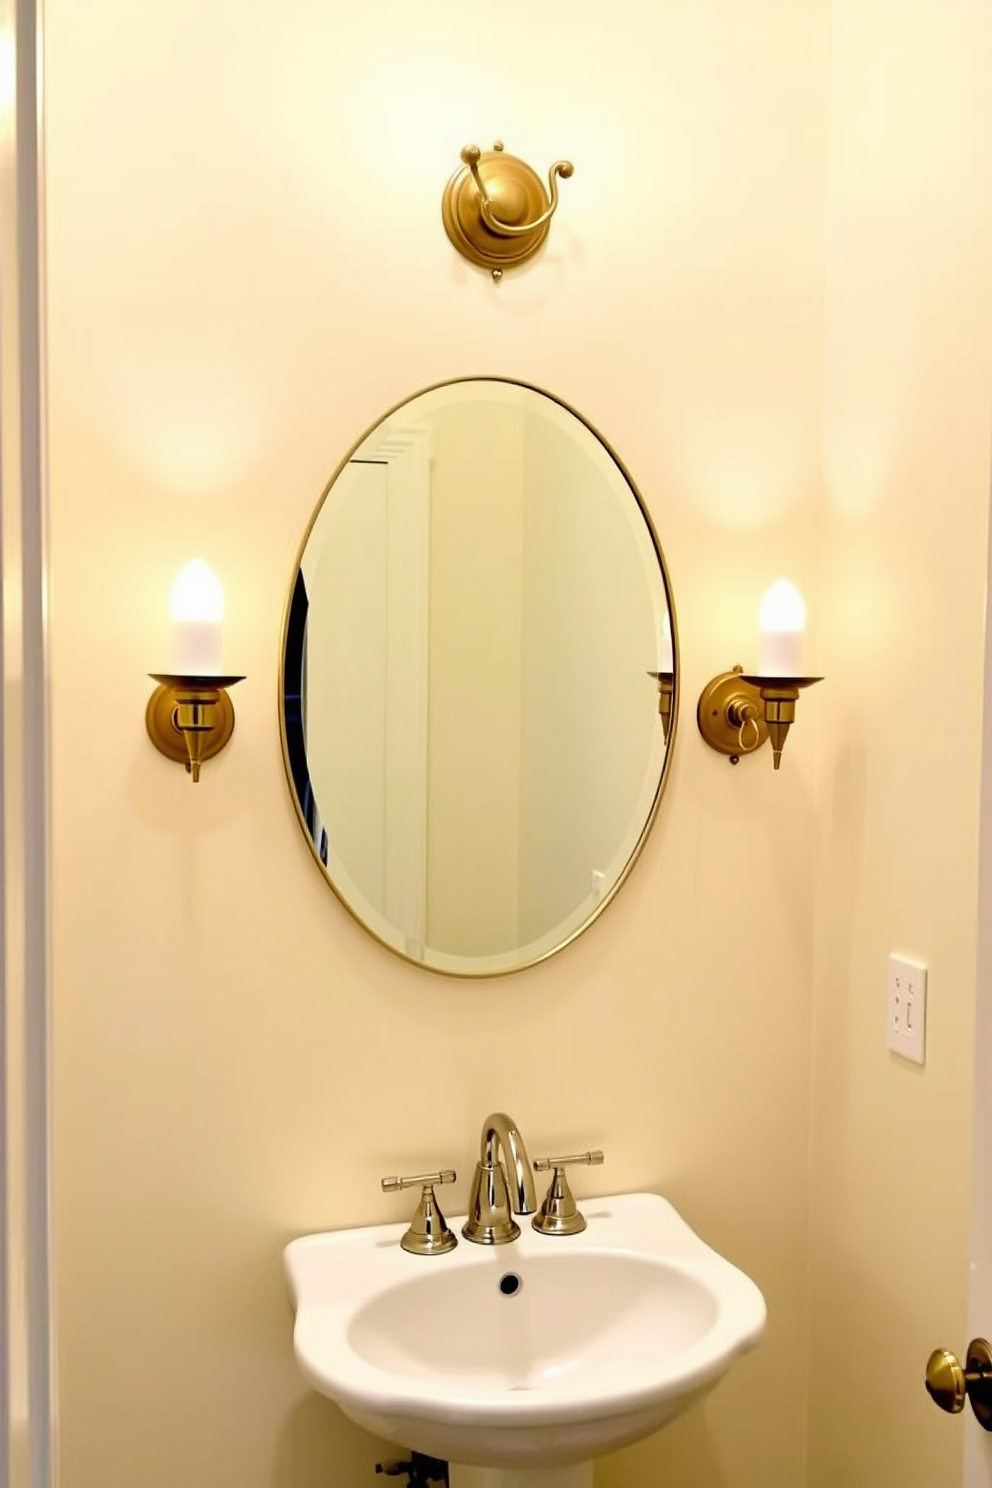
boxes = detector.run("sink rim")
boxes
[286,1190,766,1430]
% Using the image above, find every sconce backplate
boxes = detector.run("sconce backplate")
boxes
[696,668,769,760]
[145,683,236,767]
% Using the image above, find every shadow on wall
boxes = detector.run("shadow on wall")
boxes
[273,1394,395,1488]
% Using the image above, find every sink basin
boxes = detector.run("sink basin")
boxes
[284,1191,765,1471]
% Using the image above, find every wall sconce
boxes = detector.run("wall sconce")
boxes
[441,141,574,281]
[145,559,245,783]
[697,580,822,769]
[648,613,676,742]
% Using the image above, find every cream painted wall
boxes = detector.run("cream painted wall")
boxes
[809,3,992,1485]
[43,3,831,1487]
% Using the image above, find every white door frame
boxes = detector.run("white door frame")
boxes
[1,0,54,1483]
[965,446,992,1486]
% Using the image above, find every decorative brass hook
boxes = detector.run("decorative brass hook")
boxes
[462,144,573,237]
[442,141,574,280]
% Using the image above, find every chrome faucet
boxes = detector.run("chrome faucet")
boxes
[462,1111,538,1245]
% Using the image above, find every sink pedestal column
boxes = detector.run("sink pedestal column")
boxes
[449,1467,593,1488]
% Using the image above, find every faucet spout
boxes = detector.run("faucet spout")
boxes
[481,1113,537,1214]
[462,1111,537,1245]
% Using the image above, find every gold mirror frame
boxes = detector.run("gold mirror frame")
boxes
[278,377,679,977]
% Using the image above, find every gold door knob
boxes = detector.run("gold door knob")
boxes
[926,1338,992,1430]
[926,1350,968,1414]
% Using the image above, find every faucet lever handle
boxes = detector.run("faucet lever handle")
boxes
[381,1170,458,1256]
[533,1150,604,1172]
[381,1169,456,1192]
[531,1150,604,1237]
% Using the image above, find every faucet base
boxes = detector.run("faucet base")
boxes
[462,1220,522,1246]
[461,1161,521,1245]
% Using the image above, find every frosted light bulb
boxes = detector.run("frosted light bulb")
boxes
[169,559,224,622]
[170,559,224,674]
[758,579,806,678]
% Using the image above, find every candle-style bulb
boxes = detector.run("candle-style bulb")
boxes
[170,559,224,675]
[758,579,806,678]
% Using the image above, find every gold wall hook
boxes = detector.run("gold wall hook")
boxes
[146,674,245,782]
[442,141,574,280]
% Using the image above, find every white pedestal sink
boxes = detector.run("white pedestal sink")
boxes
[284,1192,765,1478]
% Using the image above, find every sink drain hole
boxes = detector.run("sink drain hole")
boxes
[498,1272,523,1297]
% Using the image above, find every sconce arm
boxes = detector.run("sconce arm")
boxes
[697,666,822,770]
[739,674,823,770]
[146,673,245,783]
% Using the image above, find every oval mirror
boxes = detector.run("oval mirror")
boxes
[280,379,678,976]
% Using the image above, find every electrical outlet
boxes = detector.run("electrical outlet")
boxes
[886,954,927,1064]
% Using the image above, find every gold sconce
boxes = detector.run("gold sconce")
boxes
[697,580,822,769]
[441,141,574,281]
[145,559,245,783]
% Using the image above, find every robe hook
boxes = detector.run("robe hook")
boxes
[442,140,574,280]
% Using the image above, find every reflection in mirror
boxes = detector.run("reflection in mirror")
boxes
[280,380,677,976]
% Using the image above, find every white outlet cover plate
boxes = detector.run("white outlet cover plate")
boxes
[886,954,927,1064]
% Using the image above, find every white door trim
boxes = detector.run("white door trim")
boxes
[963,406,992,1488]
[1,0,54,1482]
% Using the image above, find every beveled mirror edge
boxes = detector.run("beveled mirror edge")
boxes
[276,374,680,978]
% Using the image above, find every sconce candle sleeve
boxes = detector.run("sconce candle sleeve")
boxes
[172,619,222,676]
[757,629,802,678]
